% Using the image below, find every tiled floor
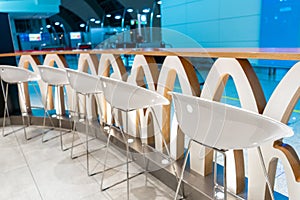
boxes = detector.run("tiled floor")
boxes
[0,125,174,200]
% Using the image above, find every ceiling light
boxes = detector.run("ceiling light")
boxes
[142,8,150,13]
[54,22,60,26]
[156,14,161,18]
[46,24,51,28]
[79,23,85,28]
[157,0,162,4]
[106,14,112,17]
[95,20,101,24]
[127,8,134,13]
[115,15,121,20]
[90,18,95,22]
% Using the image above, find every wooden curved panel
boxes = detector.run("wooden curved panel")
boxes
[127,55,159,90]
[18,55,42,113]
[200,58,266,194]
[126,55,159,138]
[98,54,127,127]
[157,56,200,157]
[248,61,300,200]
[77,53,100,120]
[274,141,300,182]
[42,54,69,113]
[98,54,127,80]
[77,53,99,75]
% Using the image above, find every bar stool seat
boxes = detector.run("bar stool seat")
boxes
[0,65,40,139]
[99,76,174,200]
[170,92,294,200]
[66,69,103,175]
[38,65,71,150]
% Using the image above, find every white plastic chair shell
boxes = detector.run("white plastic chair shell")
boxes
[171,92,293,150]
[66,69,101,95]
[99,76,169,111]
[38,65,69,86]
[0,65,40,83]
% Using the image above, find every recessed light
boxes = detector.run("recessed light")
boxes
[115,15,121,20]
[142,8,150,13]
[127,8,134,13]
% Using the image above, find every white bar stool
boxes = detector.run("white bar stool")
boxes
[0,65,40,139]
[38,65,71,151]
[99,76,175,200]
[170,92,294,200]
[66,69,103,175]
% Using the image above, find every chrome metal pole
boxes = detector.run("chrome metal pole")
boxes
[257,146,275,200]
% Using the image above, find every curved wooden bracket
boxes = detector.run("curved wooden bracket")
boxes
[274,140,300,182]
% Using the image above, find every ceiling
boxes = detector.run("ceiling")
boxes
[50,0,158,32]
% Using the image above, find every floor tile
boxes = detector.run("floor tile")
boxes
[0,144,27,173]
[104,174,174,200]
[0,166,42,200]
[80,191,111,200]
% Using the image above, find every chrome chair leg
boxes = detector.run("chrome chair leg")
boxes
[21,112,28,140]
[70,93,79,159]
[257,146,275,200]
[121,111,130,200]
[213,150,227,200]
[150,107,180,180]
[174,140,192,200]
[213,151,218,193]
[57,86,67,151]
[59,114,65,150]
[18,83,30,140]
[85,95,91,176]
[70,118,78,159]
[1,81,9,137]
[100,122,114,191]
[142,143,149,185]
[42,84,49,143]
[222,151,227,200]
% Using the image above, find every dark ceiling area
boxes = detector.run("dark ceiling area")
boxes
[48,0,159,32]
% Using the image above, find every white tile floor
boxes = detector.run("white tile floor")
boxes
[0,125,174,200]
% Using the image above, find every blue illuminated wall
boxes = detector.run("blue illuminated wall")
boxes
[259,0,300,67]
[0,0,60,14]
[161,0,261,48]
[260,0,300,48]
[161,0,300,67]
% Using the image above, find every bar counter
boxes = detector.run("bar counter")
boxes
[0,48,299,200]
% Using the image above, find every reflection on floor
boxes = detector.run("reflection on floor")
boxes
[0,126,174,200]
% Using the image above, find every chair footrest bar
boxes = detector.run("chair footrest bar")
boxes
[71,142,105,159]
[101,171,144,191]
[89,159,134,176]
[42,129,70,143]
[3,125,27,136]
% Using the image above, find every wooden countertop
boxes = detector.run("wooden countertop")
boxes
[2,48,300,60]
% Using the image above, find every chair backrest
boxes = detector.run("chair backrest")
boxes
[0,65,40,83]
[171,92,293,150]
[66,69,101,95]
[38,65,69,86]
[99,76,169,111]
